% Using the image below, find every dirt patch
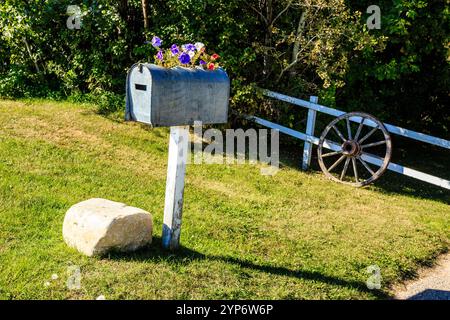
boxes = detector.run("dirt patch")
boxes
[393,252,450,300]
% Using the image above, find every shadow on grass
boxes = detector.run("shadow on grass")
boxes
[279,142,450,206]
[106,236,389,299]
[370,172,450,205]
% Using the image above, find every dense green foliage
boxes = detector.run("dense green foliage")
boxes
[0,0,448,135]
[342,0,450,136]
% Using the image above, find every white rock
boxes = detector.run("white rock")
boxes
[63,198,152,256]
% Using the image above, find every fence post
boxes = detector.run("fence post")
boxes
[302,96,318,170]
[162,126,190,250]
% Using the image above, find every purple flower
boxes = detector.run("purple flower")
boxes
[156,50,164,60]
[199,59,206,65]
[183,43,196,52]
[170,44,179,55]
[178,52,191,64]
[151,36,162,48]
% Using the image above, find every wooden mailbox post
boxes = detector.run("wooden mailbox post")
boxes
[126,63,230,249]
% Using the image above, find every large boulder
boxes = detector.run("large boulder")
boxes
[63,198,153,256]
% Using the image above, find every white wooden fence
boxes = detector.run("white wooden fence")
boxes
[248,89,450,190]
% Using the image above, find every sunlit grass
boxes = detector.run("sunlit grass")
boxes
[0,99,448,299]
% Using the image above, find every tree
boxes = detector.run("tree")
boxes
[0,0,447,135]
[341,0,450,135]
[248,0,382,106]
[141,0,149,29]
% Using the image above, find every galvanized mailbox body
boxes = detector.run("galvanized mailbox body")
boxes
[126,63,230,127]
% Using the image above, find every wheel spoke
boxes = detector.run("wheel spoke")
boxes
[322,150,343,158]
[358,125,379,144]
[358,157,375,175]
[328,155,346,172]
[354,117,365,141]
[361,140,386,149]
[340,157,350,181]
[345,118,353,140]
[352,157,359,183]
[318,112,391,187]
[346,118,352,140]
[332,125,346,142]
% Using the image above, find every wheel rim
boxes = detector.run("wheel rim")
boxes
[317,112,392,187]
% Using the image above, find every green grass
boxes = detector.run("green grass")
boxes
[0,99,448,300]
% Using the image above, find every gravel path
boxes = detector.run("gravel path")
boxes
[394,253,450,300]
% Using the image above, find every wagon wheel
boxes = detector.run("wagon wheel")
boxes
[317,112,392,187]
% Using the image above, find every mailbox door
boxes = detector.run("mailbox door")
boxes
[128,65,152,124]
[148,65,230,127]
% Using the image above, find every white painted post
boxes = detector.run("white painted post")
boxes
[302,96,318,170]
[162,126,190,250]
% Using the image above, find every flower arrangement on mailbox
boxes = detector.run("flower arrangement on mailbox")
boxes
[147,36,221,71]
[126,36,230,127]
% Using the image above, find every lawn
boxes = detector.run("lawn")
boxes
[0,99,448,300]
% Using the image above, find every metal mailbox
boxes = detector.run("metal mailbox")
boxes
[125,63,230,127]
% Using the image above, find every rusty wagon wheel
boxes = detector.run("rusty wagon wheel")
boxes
[317,112,392,187]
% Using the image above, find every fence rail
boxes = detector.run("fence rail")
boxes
[247,89,450,190]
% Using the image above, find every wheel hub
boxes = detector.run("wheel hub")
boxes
[341,140,360,156]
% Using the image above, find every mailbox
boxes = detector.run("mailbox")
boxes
[125,63,230,127]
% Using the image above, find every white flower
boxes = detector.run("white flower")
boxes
[51,274,58,280]
[188,51,195,58]
[44,281,50,287]
[96,295,106,300]
[194,42,205,51]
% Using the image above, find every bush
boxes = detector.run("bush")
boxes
[67,91,125,115]
[0,0,448,135]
